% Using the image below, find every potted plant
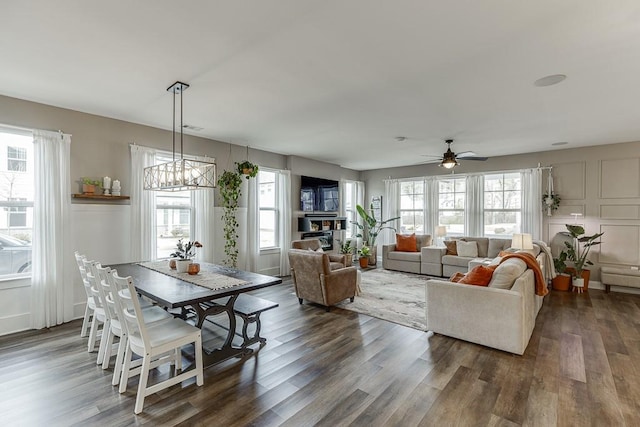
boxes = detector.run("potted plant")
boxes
[542,192,561,216]
[359,245,371,268]
[236,160,259,179]
[170,239,202,273]
[551,251,571,291]
[563,224,604,292]
[352,204,400,266]
[171,239,202,273]
[82,178,101,195]
[337,239,354,266]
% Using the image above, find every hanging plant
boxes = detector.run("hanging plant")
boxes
[217,170,243,268]
[236,160,259,179]
[542,192,561,215]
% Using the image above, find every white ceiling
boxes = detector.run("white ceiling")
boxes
[2,1,640,170]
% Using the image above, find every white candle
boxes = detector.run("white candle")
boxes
[103,176,111,189]
[112,180,121,190]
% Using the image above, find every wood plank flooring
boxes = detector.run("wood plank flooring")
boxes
[1,277,639,426]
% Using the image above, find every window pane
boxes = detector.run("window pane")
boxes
[484,211,521,236]
[504,191,521,209]
[454,179,465,192]
[439,211,464,235]
[439,180,453,193]
[454,193,465,209]
[259,171,276,208]
[259,210,276,248]
[439,193,454,209]
[0,133,34,277]
[400,194,414,209]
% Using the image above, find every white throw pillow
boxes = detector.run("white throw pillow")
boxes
[456,240,478,258]
[488,258,527,289]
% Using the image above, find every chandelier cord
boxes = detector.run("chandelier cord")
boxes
[172,88,176,162]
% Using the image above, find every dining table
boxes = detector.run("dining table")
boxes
[111,261,282,366]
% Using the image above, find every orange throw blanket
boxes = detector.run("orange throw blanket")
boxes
[500,253,549,296]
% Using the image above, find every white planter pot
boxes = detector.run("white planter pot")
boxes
[176,259,192,273]
[573,277,584,288]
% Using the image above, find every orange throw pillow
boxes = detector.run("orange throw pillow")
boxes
[458,265,497,287]
[396,233,417,252]
[444,240,458,256]
[449,272,465,282]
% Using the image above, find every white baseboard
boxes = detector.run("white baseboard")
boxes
[0,312,31,336]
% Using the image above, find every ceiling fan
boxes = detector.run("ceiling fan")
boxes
[422,139,488,169]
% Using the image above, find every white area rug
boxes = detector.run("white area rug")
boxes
[336,269,430,330]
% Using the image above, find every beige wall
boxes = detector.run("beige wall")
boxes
[362,140,640,287]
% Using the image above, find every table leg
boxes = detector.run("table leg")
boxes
[189,295,253,366]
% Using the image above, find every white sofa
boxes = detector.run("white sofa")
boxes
[425,267,544,355]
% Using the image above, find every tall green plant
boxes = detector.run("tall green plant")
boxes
[563,224,604,277]
[352,203,400,247]
[217,170,243,268]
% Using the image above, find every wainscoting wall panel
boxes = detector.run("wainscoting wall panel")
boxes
[600,158,640,199]
[598,224,640,265]
[553,161,586,200]
[600,204,640,220]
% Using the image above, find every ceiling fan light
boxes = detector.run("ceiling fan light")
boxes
[440,157,458,169]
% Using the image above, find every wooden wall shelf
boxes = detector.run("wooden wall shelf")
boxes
[72,194,130,200]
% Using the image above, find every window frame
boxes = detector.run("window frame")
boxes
[7,146,27,172]
[258,169,278,250]
[437,177,466,236]
[483,172,522,237]
[399,179,425,234]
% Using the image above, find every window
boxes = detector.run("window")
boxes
[154,152,192,258]
[400,180,424,233]
[438,177,465,235]
[258,170,277,249]
[484,173,521,236]
[7,146,27,172]
[0,131,34,277]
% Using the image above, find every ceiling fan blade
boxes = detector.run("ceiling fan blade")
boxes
[455,151,478,158]
[420,154,444,158]
[458,156,488,161]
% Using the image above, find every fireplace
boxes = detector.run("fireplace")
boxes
[301,231,333,251]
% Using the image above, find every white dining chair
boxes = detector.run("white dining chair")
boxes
[74,251,95,338]
[113,273,204,414]
[95,265,174,386]
[83,259,110,361]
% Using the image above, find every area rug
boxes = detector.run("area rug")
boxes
[336,269,431,331]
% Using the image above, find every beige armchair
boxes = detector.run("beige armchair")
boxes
[288,249,358,311]
[291,239,346,270]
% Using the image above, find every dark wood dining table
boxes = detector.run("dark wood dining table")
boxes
[111,261,282,366]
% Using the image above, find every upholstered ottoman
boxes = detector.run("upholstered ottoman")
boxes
[601,266,640,293]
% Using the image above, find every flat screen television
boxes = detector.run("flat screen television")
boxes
[300,176,339,212]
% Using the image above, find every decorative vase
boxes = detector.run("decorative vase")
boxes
[82,183,95,195]
[176,259,191,273]
[551,273,571,291]
[169,259,177,269]
[566,268,590,291]
[188,262,200,275]
[368,246,377,266]
[359,257,369,268]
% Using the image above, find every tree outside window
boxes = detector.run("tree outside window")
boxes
[438,178,465,236]
[484,173,521,236]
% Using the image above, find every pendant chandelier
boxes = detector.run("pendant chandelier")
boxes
[143,81,216,191]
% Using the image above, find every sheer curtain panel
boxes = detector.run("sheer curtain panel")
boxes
[383,179,400,245]
[521,168,543,240]
[277,170,291,276]
[130,145,156,261]
[244,175,260,272]
[193,156,215,263]
[31,130,73,329]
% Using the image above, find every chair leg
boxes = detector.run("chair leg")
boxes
[87,317,100,352]
[298,298,303,304]
[325,306,330,312]
[195,334,204,386]
[102,330,115,369]
[112,335,127,386]
[80,305,91,338]
[134,356,152,414]
[96,319,110,365]
[350,297,355,302]
[119,346,133,394]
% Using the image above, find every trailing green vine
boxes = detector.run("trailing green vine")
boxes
[217,161,258,268]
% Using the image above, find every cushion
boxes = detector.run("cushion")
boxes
[488,258,527,289]
[458,265,497,286]
[456,240,478,258]
[388,251,421,262]
[488,239,512,258]
[442,255,474,267]
[460,237,489,257]
[499,249,516,257]
[396,233,418,252]
[444,240,458,255]
[450,272,466,282]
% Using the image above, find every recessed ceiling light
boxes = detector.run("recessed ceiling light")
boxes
[395,136,407,142]
[534,74,567,87]
[552,141,568,146]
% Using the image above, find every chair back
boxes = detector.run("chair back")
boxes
[291,239,321,251]
[75,252,92,299]
[288,249,331,303]
[113,273,149,350]
[96,264,120,327]
[83,259,105,312]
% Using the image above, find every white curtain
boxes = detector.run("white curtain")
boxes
[244,174,260,272]
[277,170,291,276]
[130,145,156,261]
[424,177,439,237]
[31,130,73,329]
[340,179,365,241]
[193,156,215,263]
[522,168,543,240]
[465,174,484,237]
[383,179,400,245]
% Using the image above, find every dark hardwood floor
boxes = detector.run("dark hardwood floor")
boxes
[1,277,640,426]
